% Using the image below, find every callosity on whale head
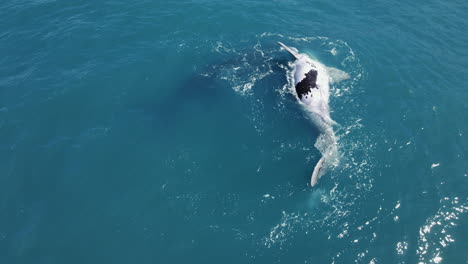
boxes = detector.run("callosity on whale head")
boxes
[278,41,349,186]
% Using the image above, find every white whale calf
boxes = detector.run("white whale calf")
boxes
[278,42,349,186]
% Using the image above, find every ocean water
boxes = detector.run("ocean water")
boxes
[1,0,467,263]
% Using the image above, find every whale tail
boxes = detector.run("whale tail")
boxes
[278,42,301,60]
[310,127,339,187]
[311,156,326,186]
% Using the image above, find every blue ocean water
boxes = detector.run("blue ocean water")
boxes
[1,0,467,263]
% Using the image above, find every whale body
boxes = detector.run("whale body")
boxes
[278,42,349,186]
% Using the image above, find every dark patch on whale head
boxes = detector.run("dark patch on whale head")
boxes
[295,70,318,99]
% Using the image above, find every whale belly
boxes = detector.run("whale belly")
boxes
[293,59,330,111]
[293,60,318,100]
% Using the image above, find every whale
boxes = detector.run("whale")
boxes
[278,42,349,186]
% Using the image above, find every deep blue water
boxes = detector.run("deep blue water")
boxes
[1,0,467,263]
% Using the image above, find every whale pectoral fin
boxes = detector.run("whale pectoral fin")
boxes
[278,42,301,60]
[326,67,350,83]
[311,156,326,187]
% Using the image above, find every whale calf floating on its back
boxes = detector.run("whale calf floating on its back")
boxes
[278,42,349,186]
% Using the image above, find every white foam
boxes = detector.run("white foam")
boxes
[417,197,467,263]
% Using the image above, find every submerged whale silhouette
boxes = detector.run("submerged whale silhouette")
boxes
[278,42,349,186]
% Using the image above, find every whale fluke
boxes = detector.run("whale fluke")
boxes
[278,42,300,60]
[311,156,326,186]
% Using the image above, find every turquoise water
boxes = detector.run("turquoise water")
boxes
[1,0,467,263]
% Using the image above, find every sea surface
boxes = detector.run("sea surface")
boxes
[1,0,467,263]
